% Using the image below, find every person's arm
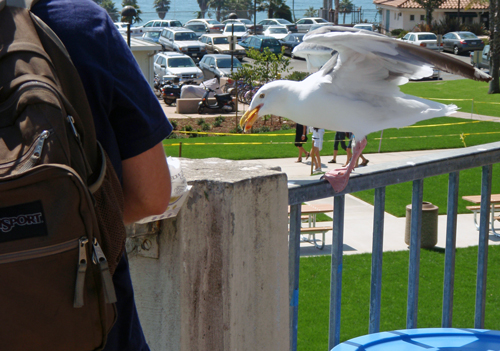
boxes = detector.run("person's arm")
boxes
[302,125,307,140]
[121,142,171,225]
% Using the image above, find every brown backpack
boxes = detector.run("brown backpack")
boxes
[0,0,126,349]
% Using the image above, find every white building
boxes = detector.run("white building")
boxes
[374,0,489,34]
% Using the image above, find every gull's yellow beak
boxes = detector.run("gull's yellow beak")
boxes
[239,104,263,132]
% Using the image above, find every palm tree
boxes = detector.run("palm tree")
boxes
[153,0,170,19]
[489,0,499,93]
[196,0,209,18]
[94,0,119,21]
[339,0,353,23]
[303,6,318,17]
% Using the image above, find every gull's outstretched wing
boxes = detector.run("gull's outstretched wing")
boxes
[292,26,491,91]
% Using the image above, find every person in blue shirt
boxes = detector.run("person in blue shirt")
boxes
[32,1,172,350]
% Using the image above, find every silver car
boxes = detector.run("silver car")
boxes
[295,17,329,33]
[198,54,243,81]
[442,31,485,55]
[153,52,204,84]
[159,28,207,61]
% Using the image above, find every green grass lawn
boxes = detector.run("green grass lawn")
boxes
[298,245,500,351]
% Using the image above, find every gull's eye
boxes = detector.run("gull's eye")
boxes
[259,93,265,99]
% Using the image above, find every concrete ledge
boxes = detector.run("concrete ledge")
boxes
[127,158,289,351]
[176,98,217,114]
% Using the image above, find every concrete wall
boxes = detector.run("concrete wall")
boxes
[126,158,289,351]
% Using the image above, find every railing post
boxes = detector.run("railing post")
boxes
[407,179,423,329]
[475,165,492,328]
[289,204,301,351]
[328,195,345,349]
[442,171,459,327]
[369,187,385,334]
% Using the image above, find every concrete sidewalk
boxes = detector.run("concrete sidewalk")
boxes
[245,149,500,257]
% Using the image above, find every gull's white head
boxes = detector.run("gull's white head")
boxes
[239,81,289,132]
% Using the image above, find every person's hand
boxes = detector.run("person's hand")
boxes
[301,135,305,140]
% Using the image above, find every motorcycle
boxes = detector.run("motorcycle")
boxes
[197,83,235,114]
[154,75,195,106]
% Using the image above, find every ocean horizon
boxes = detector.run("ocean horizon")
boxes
[134,0,379,25]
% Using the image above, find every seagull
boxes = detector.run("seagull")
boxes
[240,26,491,192]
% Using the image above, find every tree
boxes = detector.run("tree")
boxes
[207,0,225,21]
[334,0,339,24]
[489,0,500,93]
[413,0,446,25]
[93,0,119,21]
[339,0,353,23]
[121,0,142,23]
[154,0,170,19]
[260,0,292,21]
[303,6,318,17]
[221,0,254,19]
[196,0,209,18]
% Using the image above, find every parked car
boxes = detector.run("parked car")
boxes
[199,54,243,80]
[199,34,246,60]
[262,25,289,40]
[279,33,305,56]
[136,19,183,33]
[159,28,207,61]
[153,52,204,84]
[442,31,485,55]
[295,17,329,32]
[221,18,263,34]
[399,32,441,50]
[114,22,143,37]
[222,23,249,40]
[258,18,297,33]
[183,23,211,38]
[309,22,334,32]
[185,19,224,33]
[238,35,282,54]
[141,30,162,44]
[353,23,375,31]
[471,44,492,70]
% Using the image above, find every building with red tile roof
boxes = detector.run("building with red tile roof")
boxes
[374,0,489,33]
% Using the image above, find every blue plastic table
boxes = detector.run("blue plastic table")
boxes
[331,328,500,350]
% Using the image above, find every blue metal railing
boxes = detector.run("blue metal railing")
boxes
[287,141,500,351]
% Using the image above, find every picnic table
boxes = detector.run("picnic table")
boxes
[288,204,334,250]
[462,194,500,236]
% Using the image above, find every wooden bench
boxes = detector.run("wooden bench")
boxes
[296,226,333,250]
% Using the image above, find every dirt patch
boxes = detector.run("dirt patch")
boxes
[169,115,295,137]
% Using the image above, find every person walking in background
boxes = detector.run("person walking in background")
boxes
[294,123,310,163]
[310,127,325,173]
[343,133,369,168]
[328,131,352,164]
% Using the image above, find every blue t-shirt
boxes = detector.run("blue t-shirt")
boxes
[32,0,172,179]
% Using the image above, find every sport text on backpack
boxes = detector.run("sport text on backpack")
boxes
[0,0,127,349]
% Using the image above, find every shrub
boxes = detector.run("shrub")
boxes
[167,132,182,139]
[286,71,310,81]
[215,116,226,123]
[197,118,205,126]
[281,124,292,130]
[171,120,178,130]
[183,124,193,132]
[390,28,406,37]
[201,122,211,131]
[230,125,243,133]
[213,119,222,127]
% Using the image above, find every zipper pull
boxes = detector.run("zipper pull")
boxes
[92,238,117,304]
[74,237,89,308]
[67,115,81,142]
[17,130,50,173]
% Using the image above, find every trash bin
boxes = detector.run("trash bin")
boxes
[405,201,438,248]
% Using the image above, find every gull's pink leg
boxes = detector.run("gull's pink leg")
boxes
[323,138,367,192]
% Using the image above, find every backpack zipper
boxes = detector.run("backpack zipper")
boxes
[16,130,51,173]
[91,238,117,304]
[74,237,89,308]
[0,130,51,174]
